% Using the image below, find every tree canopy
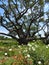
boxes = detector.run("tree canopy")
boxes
[0,0,49,44]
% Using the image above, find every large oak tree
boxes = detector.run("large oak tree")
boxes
[0,0,49,44]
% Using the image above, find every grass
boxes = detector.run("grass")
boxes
[0,40,49,65]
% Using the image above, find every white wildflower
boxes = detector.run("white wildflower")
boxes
[32,47,35,51]
[5,53,7,56]
[28,44,32,47]
[48,44,49,47]
[25,56,27,58]
[22,44,23,45]
[46,46,48,48]
[23,49,28,53]
[38,61,41,64]
[29,47,31,51]
[9,48,12,51]
[27,54,30,58]
[33,40,35,42]
[25,49,28,52]
[19,51,21,53]
[35,45,38,48]
[18,45,21,48]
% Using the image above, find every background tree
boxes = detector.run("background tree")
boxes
[0,0,49,44]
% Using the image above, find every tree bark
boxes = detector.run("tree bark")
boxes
[18,38,28,45]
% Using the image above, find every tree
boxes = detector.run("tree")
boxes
[0,0,49,44]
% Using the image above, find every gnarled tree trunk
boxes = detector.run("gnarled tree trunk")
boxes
[18,38,28,45]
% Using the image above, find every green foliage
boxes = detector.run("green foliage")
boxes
[0,40,49,65]
[45,0,49,2]
[39,0,44,6]
[0,36,4,40]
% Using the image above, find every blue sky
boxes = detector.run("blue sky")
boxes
[0,8,8,33]
[0,2,49,37]
[0,26,8,33]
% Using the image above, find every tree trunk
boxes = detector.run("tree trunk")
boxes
[18,38,28,45]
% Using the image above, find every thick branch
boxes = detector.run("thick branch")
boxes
[26,36,49,42]
[0,32,18,40]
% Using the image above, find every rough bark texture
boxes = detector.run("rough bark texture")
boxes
[18,38,28,45]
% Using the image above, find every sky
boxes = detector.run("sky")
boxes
[0,2,49,37]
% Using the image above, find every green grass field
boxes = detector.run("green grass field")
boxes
[0,40,49,65]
